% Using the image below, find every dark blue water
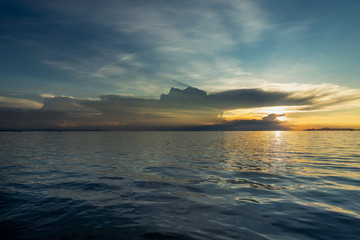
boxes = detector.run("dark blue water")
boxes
[1,131,360,239]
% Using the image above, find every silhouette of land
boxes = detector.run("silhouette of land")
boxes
[304,127,359,131]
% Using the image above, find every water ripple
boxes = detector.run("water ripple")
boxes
[1,131,360,239]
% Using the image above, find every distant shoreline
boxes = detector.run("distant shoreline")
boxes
[304,128,359,131]
[1,128,359,132]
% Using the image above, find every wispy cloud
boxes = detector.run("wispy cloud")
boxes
[35,0,277,96]
[13,0,328,100]
[262,83,360,112]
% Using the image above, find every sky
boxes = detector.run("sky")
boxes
[1,0,360,130]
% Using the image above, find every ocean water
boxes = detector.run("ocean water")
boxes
[1,131,360,240]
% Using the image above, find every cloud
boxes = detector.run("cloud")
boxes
[1,83,360,130]
[0,96,43,109]
[159,87,311,110]
[148,114,290,131]
[201,116,290,131]
[0,108,65,129]
[42,97,101,114]
[5,0,350,102]
[158,57,254,92]
[27,0,276,96]
[39,93,55,98]
[263,83,360,112]
[160,87,207,102]
[262,113,285,122]
[171,80,191,88]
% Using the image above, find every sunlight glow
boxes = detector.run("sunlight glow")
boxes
[275,131,282,137]
[276,115,286,121]
[222,106,301,121]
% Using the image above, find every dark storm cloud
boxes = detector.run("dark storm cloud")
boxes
[159,87,311,109]
[0,107,66,129]
[0,87,312,130]
[208,89,310,109]
[73,87,311,124]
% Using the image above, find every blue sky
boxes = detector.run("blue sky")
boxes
[1,0,360,129]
